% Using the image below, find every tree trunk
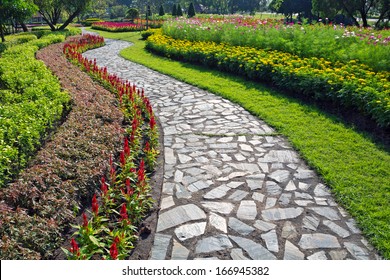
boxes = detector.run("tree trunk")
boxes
[360,10,369,27]
[58,8,82,31]
[0,25,5,42]
[20,22,28,32]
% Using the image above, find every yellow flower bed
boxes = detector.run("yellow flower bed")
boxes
[146,33,390,128]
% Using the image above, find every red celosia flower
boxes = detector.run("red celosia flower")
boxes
[124,137,130,157]
[119,203,128,221]
[70,238,80,256]
[101,177,108,196]
[110,242,118,260]
[144,141,150,152]
[119,151,126,166]
[149,116,156,130]
[82,212,88,228]
[92,194,99,215]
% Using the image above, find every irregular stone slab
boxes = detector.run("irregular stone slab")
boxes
[209,212,227,233]
[157,204,206,232]
[161,196,175,210]
[252,192,265,202]
[268,170,290,183]
[295,168,315,179]
[346,219,362,234]
[188,180,212,192]
[263,150,300,163]
[265,197,277,209]
[295,200,314,206]
[227,181,244,189]
[240,144,254,152]
[165,147,176,165]
[178,154,192,164]
[174,170,184,183]
[266,181,282,196]
[261,230,279,253]
[175,184,192,199]
[295,192,313,199]
[314,183,331,196]
[278,193,292,206]
[285,180,297,191]
[175,222,207,241]
[303,215,320,231]
[150,234,171,260]
[185,167,205,176]
[195,234,233,254]
[309,207,341,221]
[254,220,276,232]
[284,240,304,260]
[247,179,264,190]
[307,251,327,260]
[229,163,260,174]
[228,217,255,236]
[162,182,175,195]
[230,248,249,260]
[204,185,230,199]
[323,220,350,238]
[202,201,234,215]
[262,207,304,221]
[298,234,341,249]
[329,250,348,260]
[344,242,369,260]
[171,240,190,260]
[229,190,249,201]
[298,182,310,191]
[282,221,298,239]
[237,200,257,220]
[230,235,276,260]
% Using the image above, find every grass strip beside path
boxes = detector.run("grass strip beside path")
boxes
[87,28,390,259]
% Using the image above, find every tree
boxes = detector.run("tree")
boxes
[172,3,177,16]
[110,5,127,19]
[34,0,91,31]
[177,3,183,16]
[375,0,390,27]
[188,2,196,17]
[159,4,165,16]
[126,7,139,20]
[0,0,38,41]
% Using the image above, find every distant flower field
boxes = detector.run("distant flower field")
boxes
[162,16,390,72]
[92,20,164,32]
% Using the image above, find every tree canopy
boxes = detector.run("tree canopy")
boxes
[33,0,91,31]
[0,0,38,41]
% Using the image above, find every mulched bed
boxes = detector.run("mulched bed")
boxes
[0,37,162,259]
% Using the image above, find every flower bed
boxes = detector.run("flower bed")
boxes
[146,33,390,128]
[162,16,390,72]
[91,20,164,32]
[62,34,159,259]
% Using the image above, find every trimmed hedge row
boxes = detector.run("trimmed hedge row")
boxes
[146,33,390,128]
[0,33,75,188]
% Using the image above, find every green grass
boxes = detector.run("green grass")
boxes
[86,28,390,259]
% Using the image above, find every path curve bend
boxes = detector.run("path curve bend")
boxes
[83,36,380,260]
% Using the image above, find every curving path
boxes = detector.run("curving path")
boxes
[82,35,380,260]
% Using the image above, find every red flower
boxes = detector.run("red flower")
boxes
[144,141,150,152]
[92,194,99,215]
[70,238,80,257]
[124,137,130,157]
[149,116,156,130]
[120,151,126,166]
[82,212,88,228]
[119,203,128,221]
[110,242,118,260]
[101,177,108,196]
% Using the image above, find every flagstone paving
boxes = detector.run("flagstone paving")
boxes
[82,34,381,260]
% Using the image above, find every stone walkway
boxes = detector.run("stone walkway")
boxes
[82,35,380,260]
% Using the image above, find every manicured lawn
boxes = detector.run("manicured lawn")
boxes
[87,28,390,259]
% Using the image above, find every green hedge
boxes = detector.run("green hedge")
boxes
[0,34,71,187]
